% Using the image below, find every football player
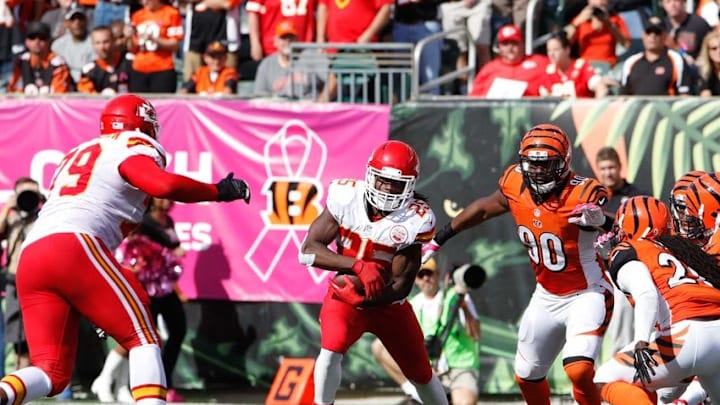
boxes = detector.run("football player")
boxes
[299,140,448,405]
[422,124,613,405]
[594,196,720,405]
[659,171,720,405]
[0,94,251,405]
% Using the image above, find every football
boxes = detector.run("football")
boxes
[332,273,366,294]
[332,266,394,295]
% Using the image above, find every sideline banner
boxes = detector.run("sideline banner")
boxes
[0,98,390,303]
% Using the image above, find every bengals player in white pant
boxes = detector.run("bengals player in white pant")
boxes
[422,124,614,405]
[300,140,449,405]
[593,196,720,405]
[0,94,251,405]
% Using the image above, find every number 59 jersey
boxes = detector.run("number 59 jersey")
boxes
[499,164,609,295]
[326,179,436,265]
[25,131,168,250]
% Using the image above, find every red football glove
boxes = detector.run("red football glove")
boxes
[330,276,365,307]
[352,260,386,300]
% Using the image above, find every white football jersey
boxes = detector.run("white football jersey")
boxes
[326,179,435,264]
[25,131,167,250]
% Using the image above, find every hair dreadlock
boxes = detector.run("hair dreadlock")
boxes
[656,234,720,289]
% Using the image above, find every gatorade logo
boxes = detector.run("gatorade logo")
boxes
[265,358,315,405]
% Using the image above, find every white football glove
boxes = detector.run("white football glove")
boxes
[421,239,440,264]
[568,203,606,227]
[594,231,618,260]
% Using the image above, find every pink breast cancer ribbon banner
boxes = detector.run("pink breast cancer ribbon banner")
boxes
[0,98,390,303]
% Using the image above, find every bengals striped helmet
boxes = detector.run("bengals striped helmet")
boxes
[669,170,706,235]
[678,172,720,243]
[518,124,571,203]
[616,196,671,241]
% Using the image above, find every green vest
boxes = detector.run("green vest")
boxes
[411,290,480,369]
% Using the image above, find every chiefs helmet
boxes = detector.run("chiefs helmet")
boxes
[669,170,706,237]
[518,124,571,203]
[676,172,720,243]
[365,140,419,212]
[616,196,671,241]
[100,94,160,139]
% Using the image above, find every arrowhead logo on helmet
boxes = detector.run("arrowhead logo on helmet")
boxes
[100,94,160,139]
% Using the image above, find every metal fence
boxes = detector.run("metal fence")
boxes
[287,28,475,103]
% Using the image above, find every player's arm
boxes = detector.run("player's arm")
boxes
[361,243,421,307]
[299,208,355,271]
[610,244,658,343]
[436,190,509,246]
[118,155,249,203]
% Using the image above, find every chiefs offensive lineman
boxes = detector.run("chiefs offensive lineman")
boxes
[0,94,250,405]
[423,124,613,405]
[300,140,448,405]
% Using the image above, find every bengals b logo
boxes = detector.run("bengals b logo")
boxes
[263,179,322,226]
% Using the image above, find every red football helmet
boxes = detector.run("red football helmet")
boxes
[518,124,571,203]
[365,140,419,211]
[100,94,160,139]
[616,195,671,241]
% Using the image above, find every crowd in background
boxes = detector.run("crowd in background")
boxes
[3,0,720,98]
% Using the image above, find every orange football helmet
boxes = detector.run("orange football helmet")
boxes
[616,195,671,241]
[678,172,720,243]
[100,94,160,139]
[518,124,571,203]
[669,170,706,235]
[365,140,419,211]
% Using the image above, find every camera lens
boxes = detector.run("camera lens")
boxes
[16,190,40,213]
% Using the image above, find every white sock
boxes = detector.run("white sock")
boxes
[313,349,343,405]
[98,349,126,380]
[414,375,448,405]
[401,381,422,403]
[0,366,53,403]
[129,344,167,405]
[678,379,707,405]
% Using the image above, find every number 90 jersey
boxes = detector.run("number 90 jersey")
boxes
[25,131,167,250]
[326,179,435,265]
[499,164,609,295]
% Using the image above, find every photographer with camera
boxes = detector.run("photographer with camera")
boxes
[372,258,483,405]
[563,0,630,67]
[0,177,44,372]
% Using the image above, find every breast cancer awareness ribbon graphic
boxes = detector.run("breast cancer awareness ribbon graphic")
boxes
[244,119,329,283]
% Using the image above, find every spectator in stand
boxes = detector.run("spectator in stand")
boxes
[539,31,609,98]
[594,146,646,356]
[94,0,133,28]
[253,20,329,99]
[77,25,131,94]
[0,0,20,93]
[127,0,183,93]
[492,0,538,32]
[698,0,720,29]
[181,0,242,82]
[7,21,74,94]
[246,0,315,62]
[662,0,711,66]
[51,6,95,83]
[697,30,720,96]
[316,0,391,43]
[110,19,132,54]
[469,24,548,97]
[564,0,631,67]
[41,0,84,40]
[181,40,238,94]
[393,0,442,95]
[440,0,492,78]
[621,16,692,95]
